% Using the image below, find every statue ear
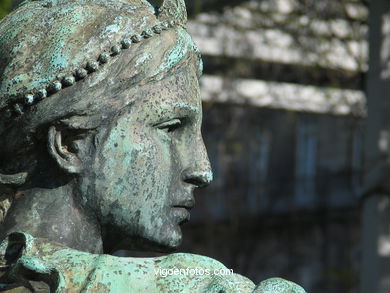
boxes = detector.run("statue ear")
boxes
[47,126,83,174]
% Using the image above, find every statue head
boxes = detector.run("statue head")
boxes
[0,0,212,253]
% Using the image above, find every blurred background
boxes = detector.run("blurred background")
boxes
[181,1,367,293]
[3,0,390,292]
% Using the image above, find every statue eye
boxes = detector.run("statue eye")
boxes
[155,119,182,133]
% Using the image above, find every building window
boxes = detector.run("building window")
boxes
[205,130,226,219]
[351,129,364,195]
[207,132,222,187]
[295,117,317,206]
[248,130,271,212]
[258,131,271,184]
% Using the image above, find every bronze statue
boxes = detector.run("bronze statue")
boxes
[0,0,306,291]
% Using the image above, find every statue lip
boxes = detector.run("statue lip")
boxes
[172,202,194,210]
[171,197,195,210]
[171,206,192,225]
[170,195,194,224]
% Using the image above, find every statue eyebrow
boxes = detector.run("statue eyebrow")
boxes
[152,103,198,125]
[171,102,198,113]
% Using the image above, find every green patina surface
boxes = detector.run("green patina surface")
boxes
[158,27,195,73]
[0,233,306,292]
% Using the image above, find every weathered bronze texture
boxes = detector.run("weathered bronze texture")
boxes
[0,0,306,292]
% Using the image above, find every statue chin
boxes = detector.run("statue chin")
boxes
[107,237,182,255]
[102,222,184,254]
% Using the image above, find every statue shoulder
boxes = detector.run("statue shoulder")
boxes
[254,278,307,293]
[158,253,256,292]
[161,252,232,270]
[158,254,306,293]
[0,235,306,293]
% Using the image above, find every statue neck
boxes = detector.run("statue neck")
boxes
[1,183,103,254]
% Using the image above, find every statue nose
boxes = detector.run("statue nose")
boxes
[182,169,213,188]
[181,133,213,188]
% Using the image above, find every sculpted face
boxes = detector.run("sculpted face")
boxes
[80,63,212,250]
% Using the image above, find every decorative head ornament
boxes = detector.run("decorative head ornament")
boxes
[0,0,189,118]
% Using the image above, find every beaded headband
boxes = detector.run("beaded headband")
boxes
[2,0,188,118]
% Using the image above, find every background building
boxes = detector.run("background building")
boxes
[179,1,368,292]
